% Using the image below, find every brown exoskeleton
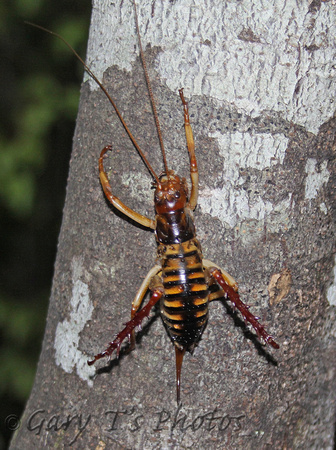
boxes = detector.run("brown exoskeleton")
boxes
[87,1,279,403]
[28,0,279,403]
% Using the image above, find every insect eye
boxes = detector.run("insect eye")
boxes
[174,192,180,199]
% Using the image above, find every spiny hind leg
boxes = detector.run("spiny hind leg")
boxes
[130,265,162,349]
[99,146,155,229]
[203,259,238,293]
[179,89,198,210]
[88,285,164,366]
[204,260,279,349]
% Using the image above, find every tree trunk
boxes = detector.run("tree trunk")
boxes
[11,0,336,448]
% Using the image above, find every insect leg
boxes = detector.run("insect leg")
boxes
[203,259,238,292]
[88,286,164,366]
[179,89,198,210]
[130,265,162,349]
[204,261,279,349]
[99,146,156,229]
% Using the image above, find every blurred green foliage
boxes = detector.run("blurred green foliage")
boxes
[0,0,91,447]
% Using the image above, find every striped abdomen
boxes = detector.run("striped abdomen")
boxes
[158,238,209,351]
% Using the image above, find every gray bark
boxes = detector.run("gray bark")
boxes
[11,0,336,448]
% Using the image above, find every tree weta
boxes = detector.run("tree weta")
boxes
[87,1,279,402]
[29,0,279,403]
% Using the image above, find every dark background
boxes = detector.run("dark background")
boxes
[0,1,91,447]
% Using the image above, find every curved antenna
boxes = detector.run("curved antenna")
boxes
[25,21,160,185]
[133,0,170,176]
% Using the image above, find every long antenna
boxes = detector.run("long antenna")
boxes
[133,0,170,176]
[25,21,161,185]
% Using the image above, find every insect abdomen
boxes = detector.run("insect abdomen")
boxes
[159,238,209,351]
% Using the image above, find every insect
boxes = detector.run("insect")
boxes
[29,0,279,403]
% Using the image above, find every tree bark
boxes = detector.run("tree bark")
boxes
[11,0,336,448]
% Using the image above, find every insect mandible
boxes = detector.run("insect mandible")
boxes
[29,0,279,403]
